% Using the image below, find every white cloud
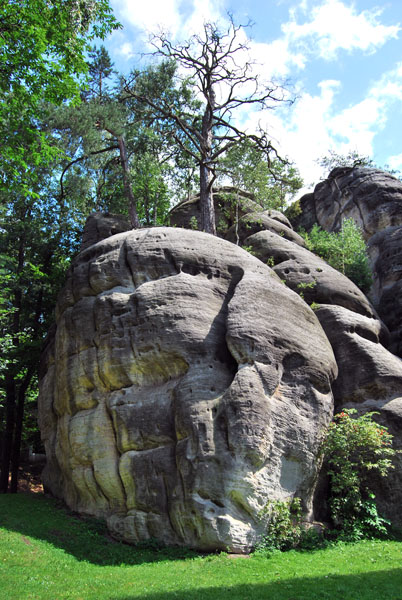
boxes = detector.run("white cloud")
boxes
[108,0,402,192]
[242,1,400,82]
[119,42,135,58]
[269,58,402,190]
[181,0,225,37]
[111,0,225,41]
[249,38,306,79]
[387,152,402,171]
[274,80,344,187]
[114,0,182,37]
[284,0,400,60]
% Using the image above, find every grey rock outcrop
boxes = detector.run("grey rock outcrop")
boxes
[228,198,402,526]
[291,167,402,357]
[169,187,260,233]
[39,226,337,552]
[80,212,131,252]
[315,304,402,525]
[287,167,402,524]
[245,230,374,318]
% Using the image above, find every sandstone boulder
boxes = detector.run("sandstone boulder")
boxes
[315,304,402,526]
[80,212,131,251]
[243,229,375,318]
[169,187,261,234]
[368,225,402,356]
[224,211,306,247]
[292,167,402,238]
[290,167,402,357]
[238,218,402,526]
[39,226,337,552]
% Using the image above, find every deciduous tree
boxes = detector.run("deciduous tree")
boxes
[218,138,303,211]
[0,0,119,196]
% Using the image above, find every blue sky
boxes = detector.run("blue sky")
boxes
[104,0,402,191]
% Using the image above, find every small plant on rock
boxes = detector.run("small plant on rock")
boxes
[300,219,372,292]
[296,279,316,300]
[256,498,302,553]
[322,408,396,541]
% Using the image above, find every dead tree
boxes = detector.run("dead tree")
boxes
[124,18,292,235]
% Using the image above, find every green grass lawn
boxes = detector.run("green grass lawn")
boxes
[1,493,401,600]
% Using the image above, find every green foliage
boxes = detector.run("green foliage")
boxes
[284,198,302,221]
[0,0,120,196]
[317,150,375,174]
[241,245,257,256]
[48,56,199,220]
[131,152,171,226]
[297,279,316,300]
[218,139,303,211]
[317,149,401,179]
[189,216,199,230]
[300,218,372,292]
[0,161,82,490]
[256,498,303,553]
[322,409,396,540]
[85,44,115,100]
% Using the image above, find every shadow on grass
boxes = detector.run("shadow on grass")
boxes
[111,570,402,600]
[0,493,200,566]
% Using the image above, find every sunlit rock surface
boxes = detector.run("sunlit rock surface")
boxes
[39,226,337,552]
[292,167,402,357]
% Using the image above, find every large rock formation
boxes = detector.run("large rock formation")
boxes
[288,168,402,523]
[292,167,402,357]
[39,170,402,546]
[39,226,338,552]
[171,183,402,526]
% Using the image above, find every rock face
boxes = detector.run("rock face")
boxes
[39,226,337,552]
[288,167,402,524]
[80,212,131,252]
[187,186,402,527]
[40,174,402,543]
[292,167,402,357]
[169,187,261,234]
[314,304,402,525]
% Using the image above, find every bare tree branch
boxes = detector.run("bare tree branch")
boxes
[135,17,294,234]
[59,145,119,201]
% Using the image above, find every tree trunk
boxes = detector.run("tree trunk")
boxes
[10,369,34,493]
[0,375,16,492]
[199,85,216,235]
[116,135,140,229]
[103,126,140,229]
[0,224,26,493]
[200,161,216,235]
[153,194,158,226]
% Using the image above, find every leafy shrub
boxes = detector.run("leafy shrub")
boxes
[284,198,302,221]
[256,498,302,553]
[300,218,372,292]
[322,409,396,540]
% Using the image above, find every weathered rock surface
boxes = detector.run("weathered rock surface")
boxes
[169,187,261,234]
[39,226,338,552]
[244,230,374,318]
[80,212,131,252]
[225,211,306,247]
[291,167,402,357]
[223,195,402,525]
[368,225,402,356]
[288,167,402,523]
[315,304,402,525]
[292,167,402,238]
